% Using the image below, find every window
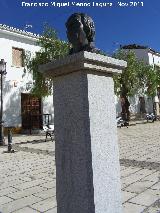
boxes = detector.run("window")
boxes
[12,47,24,67]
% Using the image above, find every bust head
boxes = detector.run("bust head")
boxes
[66,13,99,54]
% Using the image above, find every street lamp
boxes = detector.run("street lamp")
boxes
[0,59,6,145]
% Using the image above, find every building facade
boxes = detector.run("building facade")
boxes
[0,24,54,133]
[2,27,160,128]
[116,44,160,117]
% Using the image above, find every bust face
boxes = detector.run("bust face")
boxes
[66,14,88,52]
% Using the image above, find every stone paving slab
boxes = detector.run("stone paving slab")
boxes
[123,202,146,213]
[129,189,159,206]
[143,199,160,213]
[33,188,56,200]
[12,207,40,213]
[31,197,57,212]
[45,207,57,213]
[0,196,14,206]
[8,186,48,200]
[124,180,156,194]
[0,122,160,212]
[0,195,42,213]
[122,190,137,203]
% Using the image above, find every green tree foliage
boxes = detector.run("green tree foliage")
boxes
[113,50,160,98]
[25,24,69,97]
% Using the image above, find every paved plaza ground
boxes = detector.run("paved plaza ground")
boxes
[0,122,160,212]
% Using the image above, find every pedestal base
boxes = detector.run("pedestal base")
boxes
[54,71,122,213]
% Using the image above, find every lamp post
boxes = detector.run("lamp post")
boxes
[0,59,6,146]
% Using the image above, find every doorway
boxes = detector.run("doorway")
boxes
[21,93,42,130]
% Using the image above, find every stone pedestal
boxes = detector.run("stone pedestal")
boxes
[39,51,127,213]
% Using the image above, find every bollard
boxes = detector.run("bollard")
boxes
[8,127,14,153]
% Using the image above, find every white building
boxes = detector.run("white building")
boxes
[0,24,54,133]
[116,44,160,117]
[122,44,160,67]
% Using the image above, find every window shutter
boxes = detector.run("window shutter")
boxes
[12,47,24,67]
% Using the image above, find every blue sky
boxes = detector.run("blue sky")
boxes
[0,0,160,54]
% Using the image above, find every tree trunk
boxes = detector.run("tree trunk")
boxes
[120,88,130,122]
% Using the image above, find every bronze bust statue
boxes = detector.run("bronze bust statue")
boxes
[66,13,100,54]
